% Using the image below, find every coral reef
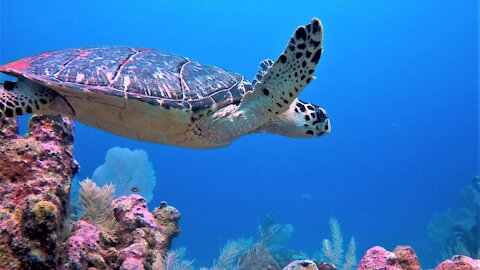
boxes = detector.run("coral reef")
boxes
[204,213,301,270]
[0,115,78,269]
[0,115,181,270]
[435,255,480,270]
[357,246,480,270]
[63,220,105,269]
[92,147,156,202]
[63,194,181,269]
[2,116,474,270]
[357,246,420,270]
[204,215,353,270]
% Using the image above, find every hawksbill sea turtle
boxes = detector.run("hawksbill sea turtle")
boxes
[0,18,329,148]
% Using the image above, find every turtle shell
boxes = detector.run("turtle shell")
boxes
[0,46,253,120]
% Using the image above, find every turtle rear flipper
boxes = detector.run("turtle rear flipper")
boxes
[242,18,323,115]
[0,78,74,118]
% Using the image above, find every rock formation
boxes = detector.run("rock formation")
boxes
[0,115,78,269]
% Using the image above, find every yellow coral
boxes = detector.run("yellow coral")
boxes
[33,201,57,226]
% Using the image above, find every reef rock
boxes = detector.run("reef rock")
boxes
[435,255,480,270]
[357,246,421,270]
[0,115,78,270]
[64,220,107,269]
[63,194,180,270]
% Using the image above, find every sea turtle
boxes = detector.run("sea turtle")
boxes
[0,18,329,148]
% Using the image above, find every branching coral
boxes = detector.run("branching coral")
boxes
[211,238,254,270]
[92,147,156,202]
[257,212,299,267]
[236,243,280,270]
[79,178,118,243]
[205,214,357,270]
[321,218,343,266]
[207,213,306,270]
[317,217,356,270]
[162,247,195,270]
[259,212,294,252]
[343,237,357,270]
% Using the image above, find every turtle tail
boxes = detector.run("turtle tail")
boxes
[0,79,74,118]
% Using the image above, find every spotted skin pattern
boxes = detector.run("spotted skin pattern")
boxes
[0,80,55,118]
[243,18,323,117]
[250,58,329,136]
[293,99,329,136]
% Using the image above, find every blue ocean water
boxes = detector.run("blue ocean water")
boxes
[0,0,477,268]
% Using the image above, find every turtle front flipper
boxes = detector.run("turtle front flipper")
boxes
[242,18,323,115]
[0,78,74,118]
[252,59,274,87]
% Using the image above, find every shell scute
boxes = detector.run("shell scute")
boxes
[189,97,215,113]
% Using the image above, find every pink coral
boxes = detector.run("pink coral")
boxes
[0,115,182,269]
[435,255,480,270]
[0,115,78,269]
[113,194,158,230]
[357,246,420,270]
[63,194,180,269]
[64,220,106,269]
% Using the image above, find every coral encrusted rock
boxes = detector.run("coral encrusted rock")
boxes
[0,115,78,270]
[63,194,181,270]
[357,246,421,270]
[435,255,480,270]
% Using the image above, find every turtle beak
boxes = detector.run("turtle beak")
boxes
[324,118,331,134]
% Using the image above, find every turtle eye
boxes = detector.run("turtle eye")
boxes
[3,81,15,91]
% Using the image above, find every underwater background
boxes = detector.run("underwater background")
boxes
[0,0,477,268]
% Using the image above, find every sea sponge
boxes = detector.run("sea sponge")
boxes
[92,147,156,202]
[33,200,57,230]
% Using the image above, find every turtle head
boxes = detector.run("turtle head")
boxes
[256,99,330,138]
